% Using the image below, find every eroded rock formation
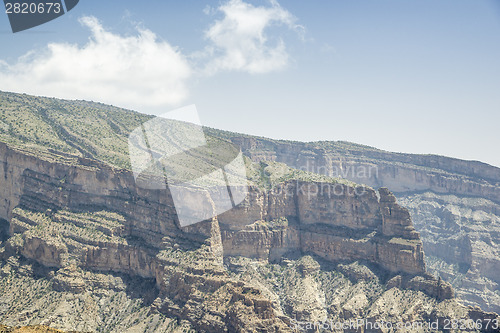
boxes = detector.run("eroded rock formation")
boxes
[219,182,426,276]
[227,135,500,314]
[1,140,496,332]
[0,91,498,331]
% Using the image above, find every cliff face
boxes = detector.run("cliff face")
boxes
[229,137,500,203]
[228,136,500,314]
[0,141,426,276]
[0,142,178,237]
[399,192,500,314]
[219,182,425,275]
[0,141,482,332]
[0,92,498,331]
[0,142,290,332]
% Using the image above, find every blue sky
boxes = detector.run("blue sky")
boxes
[1,0,499,167]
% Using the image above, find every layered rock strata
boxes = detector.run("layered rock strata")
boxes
[227,135,500,314]
[219,182,426,276]
[0,141,497,331]
[228,136,500,203]
[0,142,288,332]
[0,141,426,277]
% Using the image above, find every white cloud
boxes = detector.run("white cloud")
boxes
[0,1,303,110]
[203,0,301,74]
[0,16,191,110]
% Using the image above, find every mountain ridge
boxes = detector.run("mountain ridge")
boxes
[0,90,499,330]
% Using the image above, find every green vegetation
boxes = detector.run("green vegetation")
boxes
[246,160,361,190]
[11,207,128,246]
[0,91,365,188]
[0,91,151,169]
[388,237,420,246]
[0,90,479,186]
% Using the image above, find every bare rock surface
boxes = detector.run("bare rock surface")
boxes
[229,135,500,315]
[0,142,496,332]
[0,91,498,331]
[399,192,500,314]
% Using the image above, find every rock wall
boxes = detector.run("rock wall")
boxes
[0,142,284,331]
[219,181,426,275]
[230,137,500,203]
[0,141,427,276]
[230,136,500,314]
[0,141,450,316]
[0,142,183,243]
[399,192,500,314]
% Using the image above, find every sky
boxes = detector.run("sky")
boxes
[0,0,499,167]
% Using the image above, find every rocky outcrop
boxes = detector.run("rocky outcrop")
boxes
[0,140,463,329]
[219,181,426,276]
[399,192,500,314]
[1,141,427,277]
[0,91,498,331]
[0,142,291,332]
[228,135,500,314]
[229,136,500,204]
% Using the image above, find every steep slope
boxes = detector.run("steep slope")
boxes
[399,193,500,314]
[1,140,474,332]
[224,135,500,314]
[0,91,151,169]
[0,91,499,331]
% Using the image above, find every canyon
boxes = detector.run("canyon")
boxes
[0,91,498,332]
[227,135,500,314]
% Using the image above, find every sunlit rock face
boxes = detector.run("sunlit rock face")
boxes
[0,91,498,331]
[231,135,500,313]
